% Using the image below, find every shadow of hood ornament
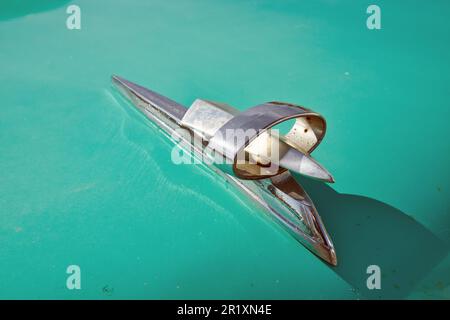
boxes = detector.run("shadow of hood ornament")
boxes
[112,75,337,265]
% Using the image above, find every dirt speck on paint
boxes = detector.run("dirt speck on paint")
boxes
[435,281,447,290]
[102,285,114,296]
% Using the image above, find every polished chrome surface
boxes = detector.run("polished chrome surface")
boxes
[180,99,238,140]
[207,102,333,182]
[111,75,338,265]
[208,102,325,157]
[112,75,186,123]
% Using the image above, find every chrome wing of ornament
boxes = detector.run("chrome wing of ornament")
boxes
[111,75,337,265]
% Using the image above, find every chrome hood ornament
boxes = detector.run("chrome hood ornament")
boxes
[112,75,337,265]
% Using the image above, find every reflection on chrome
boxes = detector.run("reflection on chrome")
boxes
[112,75,337,265]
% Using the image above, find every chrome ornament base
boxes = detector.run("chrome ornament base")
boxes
[112,75,337,265]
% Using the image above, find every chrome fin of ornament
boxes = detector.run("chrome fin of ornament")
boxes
[111,75,337,265]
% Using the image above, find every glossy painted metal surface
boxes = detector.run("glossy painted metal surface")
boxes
[112,75,337,265]
[2,0,450,300]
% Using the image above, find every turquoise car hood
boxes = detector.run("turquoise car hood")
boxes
[0,0,449,299]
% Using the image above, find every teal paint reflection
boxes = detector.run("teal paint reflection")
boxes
[0,0,70,21]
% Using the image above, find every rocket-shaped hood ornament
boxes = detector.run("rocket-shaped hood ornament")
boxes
[112,75,337,265]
